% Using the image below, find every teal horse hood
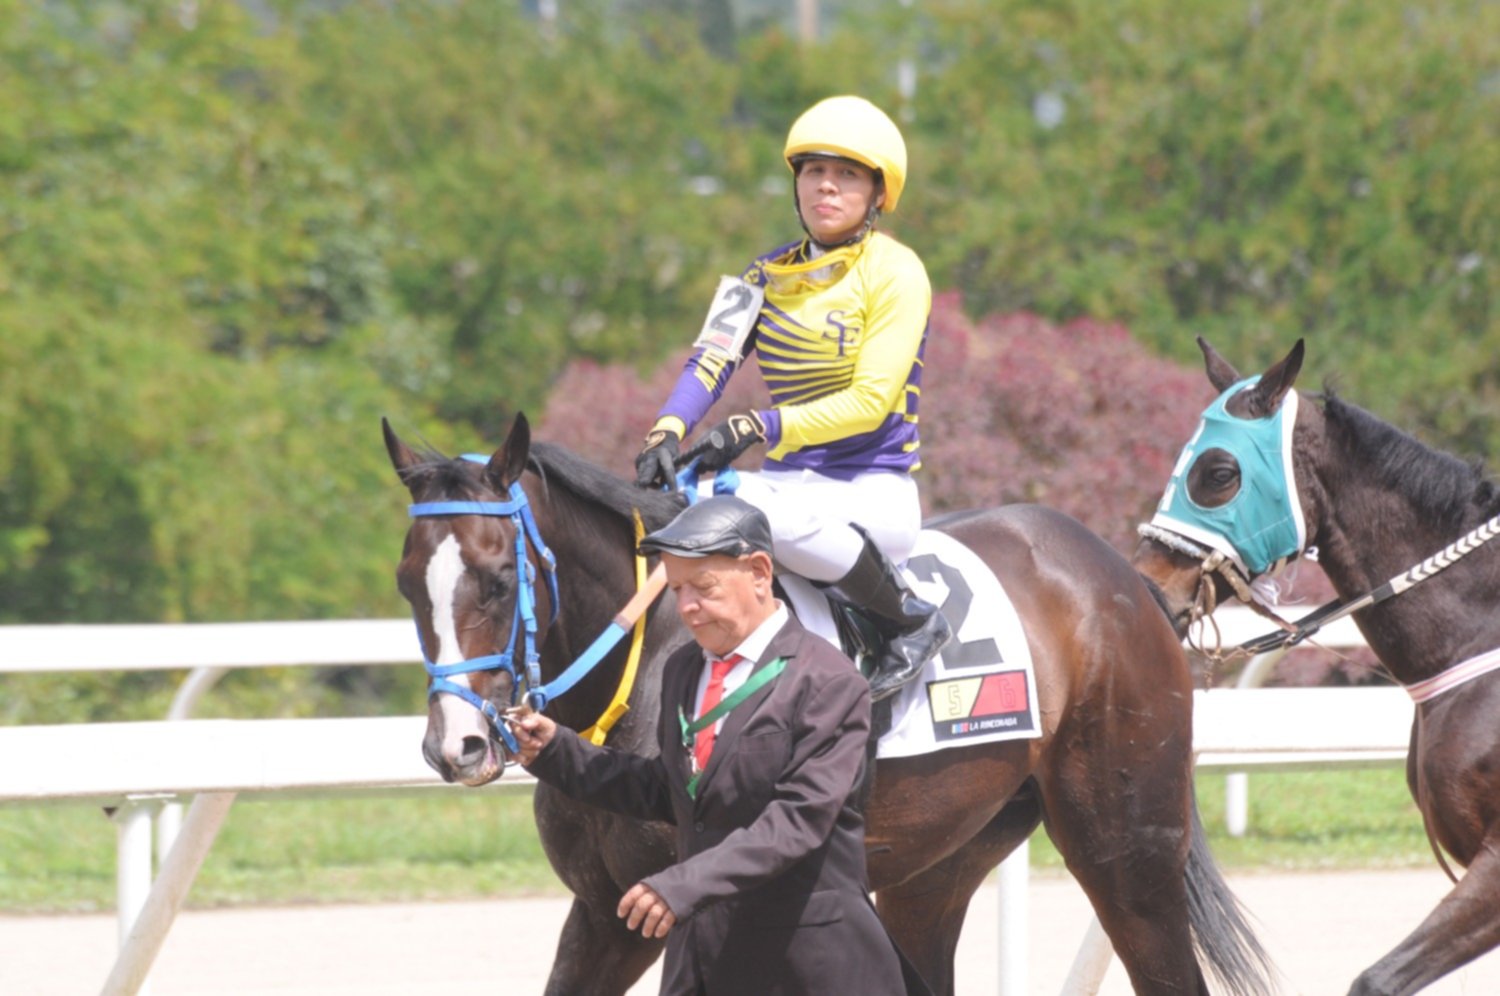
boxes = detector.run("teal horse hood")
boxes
[1149,376,1307,577]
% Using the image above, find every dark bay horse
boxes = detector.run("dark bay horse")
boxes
[1134,339,1500,995]
[384,414,1272,996]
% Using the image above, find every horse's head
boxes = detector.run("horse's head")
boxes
[384,413,552,786]
[1133,338,1319,631]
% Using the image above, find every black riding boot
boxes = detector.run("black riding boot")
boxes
[828,527,953,702]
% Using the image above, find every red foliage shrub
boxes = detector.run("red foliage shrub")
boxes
[918,292,1216,550]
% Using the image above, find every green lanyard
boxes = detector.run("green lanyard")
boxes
[679,656,786,798]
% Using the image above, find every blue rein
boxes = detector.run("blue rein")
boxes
[409,458,559,755]
[519,464,740,715]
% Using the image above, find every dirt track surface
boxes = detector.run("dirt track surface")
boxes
[5,868,1498,995]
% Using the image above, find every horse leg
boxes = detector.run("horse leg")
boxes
[542,896,664,996]
[1039,759,1207,994]
[533,788,673,995]
[875,791,1042,996]
[1046,824,1204,994]
[1349,831,1500,995]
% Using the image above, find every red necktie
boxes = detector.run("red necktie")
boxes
[693,654,742,772]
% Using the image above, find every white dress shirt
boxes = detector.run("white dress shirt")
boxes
[692,602,789,734]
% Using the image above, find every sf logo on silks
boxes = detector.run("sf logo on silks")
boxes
[823,309,860,356]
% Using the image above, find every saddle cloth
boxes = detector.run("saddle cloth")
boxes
[780,529,1041,759]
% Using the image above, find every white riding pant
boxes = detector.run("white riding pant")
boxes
[732,467,922,583]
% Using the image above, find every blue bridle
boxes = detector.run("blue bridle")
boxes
[408,456,559,755]
[406,457,738,755]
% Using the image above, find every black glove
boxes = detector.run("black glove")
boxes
[634,428,681,489]
[681,412,767,472]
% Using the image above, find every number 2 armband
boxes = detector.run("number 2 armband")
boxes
[692,276,765,362]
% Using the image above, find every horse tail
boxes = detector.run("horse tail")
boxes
[1184,793,1278,996]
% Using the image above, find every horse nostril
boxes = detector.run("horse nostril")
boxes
[422,740,456,783]
[456,735,490,768]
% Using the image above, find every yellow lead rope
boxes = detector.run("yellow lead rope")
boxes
[580,510,653,745]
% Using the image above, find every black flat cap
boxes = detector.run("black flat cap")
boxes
[638,495,773,559]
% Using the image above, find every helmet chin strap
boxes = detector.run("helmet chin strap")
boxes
[795,200,881,251]
[791,172,886,251]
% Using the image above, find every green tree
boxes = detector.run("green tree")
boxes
[2,0,1494,722]
[896,0,1497,447]
[0,3,420,624]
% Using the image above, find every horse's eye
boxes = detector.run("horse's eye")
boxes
[481,575,509,603]
[478,564,517,606]
[1206,465,1238,489]
[1186,449,1240,508]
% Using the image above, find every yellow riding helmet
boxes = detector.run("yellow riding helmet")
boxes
[784,95,908,213]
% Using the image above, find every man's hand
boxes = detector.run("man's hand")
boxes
[508,711,558,767]
[681,411,766,472]
[618,881,676,938]
[635,428,681,489]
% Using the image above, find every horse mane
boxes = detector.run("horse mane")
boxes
[397,437,685,536]
[528,442,686,534]
[1319,390,1500,531]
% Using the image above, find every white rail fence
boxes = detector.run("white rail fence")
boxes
[0,609,1398,996]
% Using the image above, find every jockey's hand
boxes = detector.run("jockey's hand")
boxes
[508,711,557,767]
[618,881,676,938]
[681,412,766,472]
[634,428,681,489]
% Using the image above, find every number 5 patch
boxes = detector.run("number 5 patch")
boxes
[693,276,765,361]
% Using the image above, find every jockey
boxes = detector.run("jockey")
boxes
[633,94,951,702]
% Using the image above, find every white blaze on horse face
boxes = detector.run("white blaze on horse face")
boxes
[426,535,490,756]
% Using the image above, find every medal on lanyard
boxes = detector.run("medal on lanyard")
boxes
[678,657,787,798]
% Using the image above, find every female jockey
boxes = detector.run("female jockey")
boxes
[633,94,950,701]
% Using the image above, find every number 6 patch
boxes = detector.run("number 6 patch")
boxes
[693,276,765,360]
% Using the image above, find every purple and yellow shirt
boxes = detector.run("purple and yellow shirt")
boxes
[652,231,932,480]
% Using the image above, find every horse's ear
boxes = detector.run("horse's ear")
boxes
[1198,336,1242,393]
[383,417,427,496]
[485,412,531,491]
[1244,339,1305,417]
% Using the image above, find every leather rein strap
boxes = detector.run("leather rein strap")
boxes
[1235,512,1500,656]
[1138,511,1500,662]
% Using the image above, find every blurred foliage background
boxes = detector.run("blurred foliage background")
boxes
[2,0,1495,718]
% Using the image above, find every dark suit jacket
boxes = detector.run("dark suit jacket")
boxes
[529,613,913,996]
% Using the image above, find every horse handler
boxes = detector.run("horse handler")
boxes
[511,495,928,996]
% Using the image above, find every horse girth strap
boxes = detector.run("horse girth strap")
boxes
[679,656,787,799]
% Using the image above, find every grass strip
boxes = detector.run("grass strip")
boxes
[0,768,1435,914]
